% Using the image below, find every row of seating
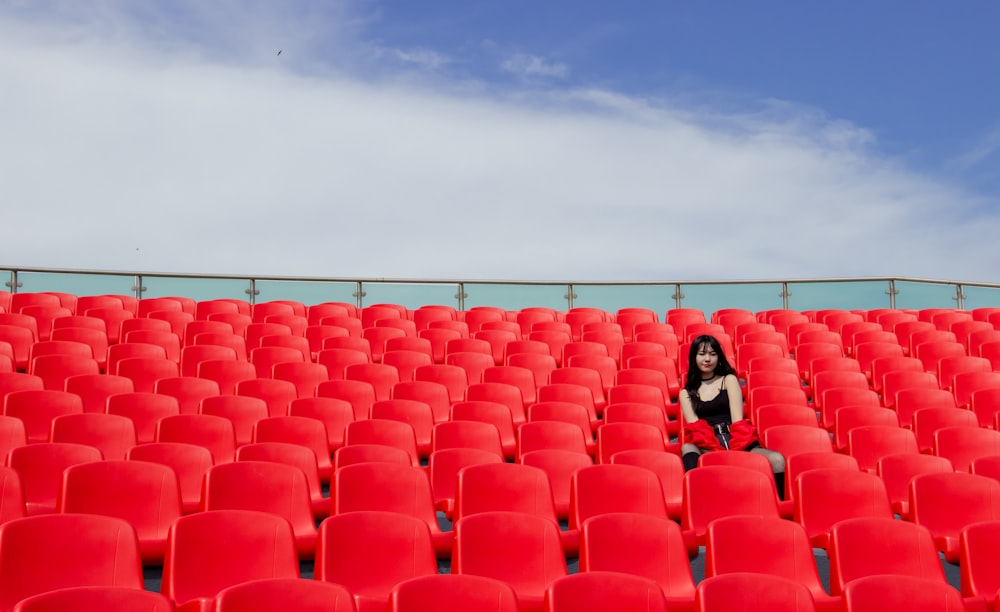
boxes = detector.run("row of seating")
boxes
[1,508,994,612]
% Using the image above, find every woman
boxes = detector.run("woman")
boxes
[678,335,786,490]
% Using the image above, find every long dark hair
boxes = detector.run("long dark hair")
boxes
[684,334,736,395]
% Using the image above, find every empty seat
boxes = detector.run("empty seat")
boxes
[196,359,258,395]
[827,517,947,596]
[841,574,966,612]
[50,412,137,460]
[876,452,953,521]
[909,471,1000,563]
[696,573,818,612]
[127,442,213,515]
[345,419,420,466]
[64,373,135,413]
[154,376,221,414]
[452,511,568,612]
[161,509,300,610]
[201,461,317,559]
[208,581,353,612]
[570,463,669,539]
[333,462,451,557]
[30,354,100,391]
[390,574,517,612]
[0,514,144,611]
[681,464,782,553]
[846,425,919,473]
[958,521,1000,607]
[4,389,84,443]
[794,468,893,549]
[317,379,377,421]
[428,448,505,518]
[116,357,179,393]
[236,441,328,519]
[13,586,174,612]
[545,571,669,612]
[704,515,837,612]
[201,395,270,447]
[235,377,299,418]
[579,512,695,610]
[253,415,333,482]
[57,459,182,565]
[288,396,355,451]
[933,426,1000,472]
[315,511,437,612]
[156,414,237,464]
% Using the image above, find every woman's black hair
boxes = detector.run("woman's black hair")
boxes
[683,334,736,395]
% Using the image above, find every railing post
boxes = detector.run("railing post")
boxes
[886,279,899,310]
[565,284,576,310]
[4,270,19,293]
[955,284,967,310]
[132,275,146,299]
[353,282,366,309]
[455,283,467,311]
[672,284,684,309]
[244,279,259,305]
[779,283,791,310]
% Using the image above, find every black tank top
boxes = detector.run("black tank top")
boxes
[693,380,732,427]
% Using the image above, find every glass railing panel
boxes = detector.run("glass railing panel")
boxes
[139,276,251,302]
[10,271,137,297]
[464,283,570,311]
[894,280,961,311]
[569,284,675,315]
[678,283,785,319]
[786,280,891,312]
[360,282,461,310]
[254,279,358,307]
[962,285,1000,311]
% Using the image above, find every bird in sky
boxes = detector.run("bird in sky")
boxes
[276,50,282,56]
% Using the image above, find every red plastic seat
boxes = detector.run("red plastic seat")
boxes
[704,515,837,612]
[537,383,600,431]
[0,325,35,371]
[827,517,945,596]
[516,421,590,458]
[381,350,432,383]
[959,521,1000,607]
[506,352,558,389]
[116,357,179,393]
[156,413,237,464]
[519,449,593,522]
[933,426,1000,472]
[333,462,451,558]
[3,389,84,443]
[316,511,437,612]
[832,406,898,451]
[317,379,376,421]
[841,575,965,612]
[213,578,355,612]
[909,471,1000,563]
[845,425,919,473]
[236,441,328,519]
[680,465,782,553]
[8,442,103,515]
[390,574,515,612]
[466,382,526,426]
[180,344,238,378]
[0,464,26,526]
[49,327,109,371]
[196,359,257,395]
[545,571,669,612]
[345,419,420,466]
[912,407,979,453]
[63,373,134,413]
[202,461,317,559]
[953,371,1000,409]
[50,412,137,460]
[413,363,468,403]
[127,442,214,515]
[876,452,953,521]
[427,447,504,518]
[154,376,221,414]
[569,464,669,536]
[793,468,892,549]
[0,514,144,611]
[579,513,695,611]
[762,424,834,459]
[696,572,817,612]
[249,346,304,379]
[13,586,173,612]
[235,377,298,418]
[200,395,269,447]
[390,380,451,424]
[161,509,300,610]
[30,354,100,391]
[57,460,181,565]
[595,422,666,464]
[344,363,400,402]
[253,415,333,482]
[452,511,568,612]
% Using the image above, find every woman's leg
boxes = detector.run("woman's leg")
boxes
[681,443,704,471]
[750,446,787,499]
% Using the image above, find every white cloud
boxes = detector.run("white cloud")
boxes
[501,53,569,79]
[373,45,450,71]
[0,5,998,286]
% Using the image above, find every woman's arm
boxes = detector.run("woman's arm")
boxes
[679,388,699,424]
[726,374,746,422]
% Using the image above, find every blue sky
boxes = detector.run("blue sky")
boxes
[1,1,999,283]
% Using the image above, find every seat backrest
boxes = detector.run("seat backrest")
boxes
[681,465,782,545]
[50,413,137,461]
[8,442,103,515]
[545,571,669,612]
[389,574,517,612]
[570,463,668,530]
[453,462,558,523]
[794,468,893,549]
[57,460,182,565]
[828,516,944,596]
[161,509,299,606]
[214,578,356,612]
[315,511,437,605]
[840,574,965,612]
[579,512,694,601]
[452,511,567,605]
[12,586,174,612]
[0,514,144,611]
[126,442,214,515]
[695,572,817,612]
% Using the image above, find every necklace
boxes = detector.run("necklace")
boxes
[700,374,718,383]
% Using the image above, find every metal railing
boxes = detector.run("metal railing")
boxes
[3,266,998,315]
